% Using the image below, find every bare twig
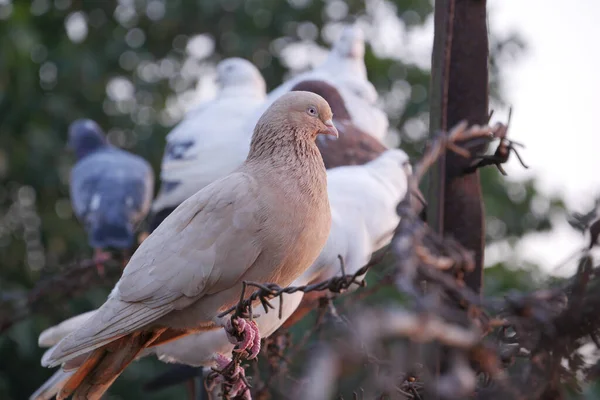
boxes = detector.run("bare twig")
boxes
[0,257,122,333]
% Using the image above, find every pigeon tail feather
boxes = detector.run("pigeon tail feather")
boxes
[29,369,74,400]
[57,330,162,400]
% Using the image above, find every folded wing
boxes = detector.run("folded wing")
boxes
[44,172,264,367]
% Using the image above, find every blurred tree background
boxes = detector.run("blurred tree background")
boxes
[0,0,571,399]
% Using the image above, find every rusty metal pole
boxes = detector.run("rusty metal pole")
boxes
[427,0,489,394]
[428,0,489,297]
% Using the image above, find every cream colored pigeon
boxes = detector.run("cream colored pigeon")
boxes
[32,149,412,400]
[152,152,412,361]
[41,91,338,400]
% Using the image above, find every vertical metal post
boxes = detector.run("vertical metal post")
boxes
[442,0,489,294]
[427,0,489,394]
[427,0,452,238]
[428,0,489,303]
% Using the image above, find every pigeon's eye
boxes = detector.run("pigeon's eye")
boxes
[307,106,318,117]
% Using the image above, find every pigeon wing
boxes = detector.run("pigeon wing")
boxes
[44,172,264,366]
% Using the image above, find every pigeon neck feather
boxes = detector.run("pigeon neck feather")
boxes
[247,125,327,200]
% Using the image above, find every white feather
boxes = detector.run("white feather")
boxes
[152,58,267,212]
[245,23,389,142]
[303,148,410,286]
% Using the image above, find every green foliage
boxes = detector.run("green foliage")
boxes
[0,0,566,398]
[484,261,542,295]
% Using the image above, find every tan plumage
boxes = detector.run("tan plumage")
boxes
[42,91,337,400]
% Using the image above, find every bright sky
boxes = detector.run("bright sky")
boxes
[487,0,600,274]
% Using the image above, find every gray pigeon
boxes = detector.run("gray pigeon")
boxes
[67,119,154,273]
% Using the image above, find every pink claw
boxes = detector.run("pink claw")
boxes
[225,317,262,359]
[210,354,251,399]
[229,378,252,399]
[214,353,233,371]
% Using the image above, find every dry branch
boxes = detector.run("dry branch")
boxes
[0,257,122,333]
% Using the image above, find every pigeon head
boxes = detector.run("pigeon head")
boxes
[67,119,107,160]
[259,91,338,139]
[290,80,351,121]
[332,24,365,59]
[215,57,266,95]
[249,91,339,158]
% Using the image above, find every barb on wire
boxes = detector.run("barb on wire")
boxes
[465,109,529,175]
[217,257,376,322]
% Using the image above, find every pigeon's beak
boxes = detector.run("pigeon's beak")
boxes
[320,119,339,139]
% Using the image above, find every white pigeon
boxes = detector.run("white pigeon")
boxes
[31,149,411,400]
[307,148,410,281]
[246,24,389,142]
[151,57,267,216]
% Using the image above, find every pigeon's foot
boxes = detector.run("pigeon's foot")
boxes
[209,354,251,400]
[93,248,111,277]
[225,317,261,359]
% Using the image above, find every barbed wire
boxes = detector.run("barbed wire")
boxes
[143,118,596,400]
[7,117,589,400]
[207,119,526,399]
[205,117,600,398]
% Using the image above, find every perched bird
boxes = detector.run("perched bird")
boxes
[145,149,414,393]
[41,91,337,400]
[149,57,267,232]
[67,119,154,273]
[33,149,413,399]
[290,79,388,168]
[246,24,389,142]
